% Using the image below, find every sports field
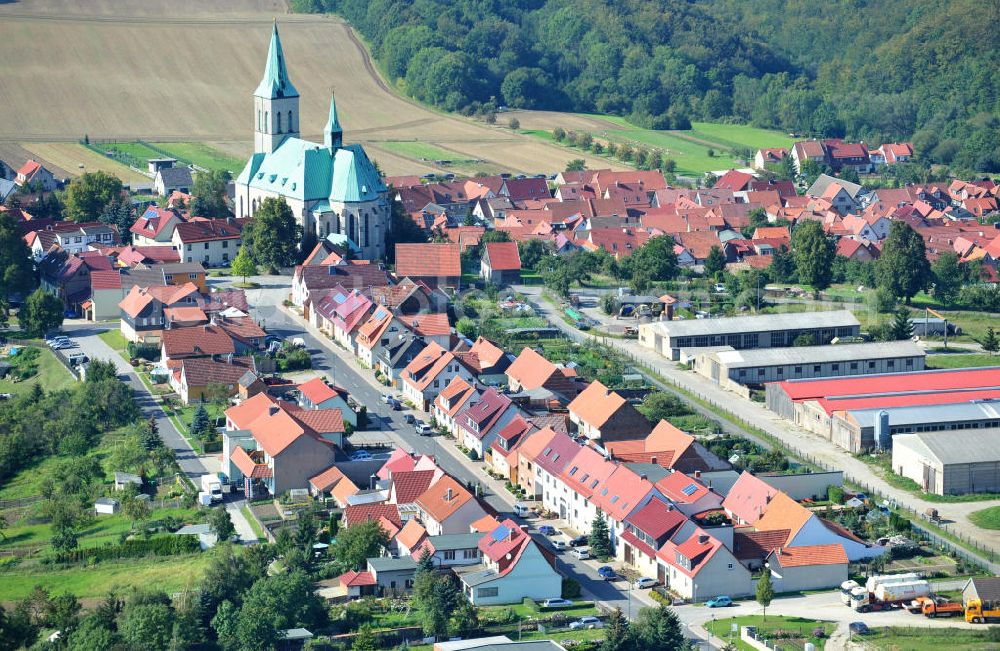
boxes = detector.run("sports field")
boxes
[0,0,618,177]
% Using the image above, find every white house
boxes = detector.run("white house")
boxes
[460,519,562,605]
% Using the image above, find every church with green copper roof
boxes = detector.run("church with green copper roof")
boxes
[235,23,390,260]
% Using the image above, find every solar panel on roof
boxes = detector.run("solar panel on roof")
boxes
[491,525,511,542]
[681,483,698,496]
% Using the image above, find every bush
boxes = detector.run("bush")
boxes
[812,627,827,639]
[127,342,160,362]
[277,345,312,371]
[827,485,845,504]
[467,448,480,461]
[987,626,1000,642]
[57,534,200,563]
[561,577,581,599]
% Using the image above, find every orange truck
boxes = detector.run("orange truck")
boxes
[911,596,964,618]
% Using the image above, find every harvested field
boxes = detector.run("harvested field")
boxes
[0,0,621,176]
[21,143,151,185]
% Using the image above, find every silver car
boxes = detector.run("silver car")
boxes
[569,616,603,630]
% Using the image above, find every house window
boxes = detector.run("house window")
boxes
[888,360,895,368]
[204,243,210,250]
[187,245,192,252]
[463,549,477,559]
[477,587,499,598]
[222,241,229,249]
[188,274,197,280]
[728,563,734,570]
[443,550,455,560]
[813,365,821,373]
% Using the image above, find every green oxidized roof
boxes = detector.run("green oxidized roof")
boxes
[254,23,299,99]
[325,95,342,136]
[245,139,386,205]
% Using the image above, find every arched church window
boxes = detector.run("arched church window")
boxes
[363,213,370,247]
[277,112,283,133]
[264,111,269,133]
[288,111,294,133]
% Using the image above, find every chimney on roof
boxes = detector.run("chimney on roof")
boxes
[446,488,453,501]
[650,456,657,465]
[695,470,701,478]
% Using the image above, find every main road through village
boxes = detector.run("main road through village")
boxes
[66,272,987,650]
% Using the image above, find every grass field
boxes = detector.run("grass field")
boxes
[510,110,794,176]
[865,626,1000,650]
[0,345,76,398]
[925,353,1000,369]
[969,506,1000,530]
[0,0,617,177]
[0,553,212,601]
[149,142,244,173]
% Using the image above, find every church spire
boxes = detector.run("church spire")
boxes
[254,21,299,99]
[324,92,343,150]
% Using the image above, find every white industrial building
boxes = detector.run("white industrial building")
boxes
[832,400,1000,453]
[638,310,861,360]
[692,340,925,392]
[892,428,1000,495]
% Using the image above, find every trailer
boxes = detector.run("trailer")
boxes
[864,572,921,593]
[840,580,860,606]
[851,580,930,612]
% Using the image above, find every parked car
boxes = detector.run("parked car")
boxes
[403,414,416,424]
[543,598,573,608]
[381,394,392,404]
[349,450,372,461]
[634,577,657,589]
[551,539,567,551]
[415,422,433,435]
[568,535,588,547]
[713,283,727,293]
[538,525,557,536]
[597,566,617,581]
[571,547,590,560]
[290,337,306,348]
[848,622,870,636]
[705,596,733,608]
[387,398,402,411]
[569,616,603,630]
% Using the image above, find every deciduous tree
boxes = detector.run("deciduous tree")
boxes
[244,197,300,272]
[756,569,774,621]
[231,245,258,283]
[704,245,726,277]
[791,220,835,292]
[209,507,236,543]
[330,520,389,573]
[63,171,123,222]
[877,221,932,303]
[191,170,232,217]
[18,288,63,337]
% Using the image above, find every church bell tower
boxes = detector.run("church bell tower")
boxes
[254,21,300,154]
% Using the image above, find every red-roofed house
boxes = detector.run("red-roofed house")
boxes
[395,243,461,291]
[433,376,481,438]
[656,527,751,600]
[131,207,186,246]
[481,241,522,285]
[457,387,523,459]
[387,469,441,508]
[505,347,580,400]
[567,380,651,442]
[308,465,359,506]
[604,420,729,473]
[461,518,561,605]
[486,414,535,480]
[620,497,688,579]
[655,471,722,517]
[415,475,487,536]
[297,376,357,426]
[401,341,476,411]
[160,324,235,363]
[15,159,57,191]
[765,544,848,592]
[714,170,754,193]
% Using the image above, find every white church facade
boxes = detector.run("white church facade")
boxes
[235,23,391,260]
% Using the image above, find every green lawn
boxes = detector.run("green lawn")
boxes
[0,553,212,601]
[706,615,833,651]
[0,345,75,398]
[865,626,1000,650]
[97,329,128,352]
[241,505,266,541]
[0,505,203,551]
[149,142,244,174]
[925,353,1000,369]
[92,141,165,165]
[970,506,1000,530]
[534,114,793,176]
[481,601,598,621]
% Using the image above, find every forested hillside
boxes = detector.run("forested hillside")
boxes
[293,0,1000,172]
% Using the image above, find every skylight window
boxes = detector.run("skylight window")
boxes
[601,488,609,496]
[580,474,589,483]
[569,467,578,476]
[543,448,552,456]
[610,496,619,504]
[552,454,559,462]
[590,479,599,489]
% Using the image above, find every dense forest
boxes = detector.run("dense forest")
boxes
[293,0,1000,173]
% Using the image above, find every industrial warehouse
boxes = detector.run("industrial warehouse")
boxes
[691,340,925,393]
[892,428,1000,495]
[638,310,861,360]
[765,367,1000,438]
[831,400,1000,453]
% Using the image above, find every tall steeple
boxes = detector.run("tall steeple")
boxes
[255,21,299,99]
[324,92,343,151]
[253,21,300,154]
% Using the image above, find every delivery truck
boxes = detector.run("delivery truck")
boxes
[966,598,1000,623]
[840,580,860,606]
[911,596,964,618]
[201,474,223,503]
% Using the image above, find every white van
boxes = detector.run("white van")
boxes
[572,547,590,560]
[513,503,531,517]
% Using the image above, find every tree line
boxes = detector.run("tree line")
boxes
[292,0,1000,175]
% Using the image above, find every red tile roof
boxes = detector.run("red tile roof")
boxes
[173,218,243,243]
[161,325,235,358]
[396,519,428,550]
[309,465,347,492]
[343,503,402,529]
[772,367,1000,401]
[225,392,277,430]
[732,529,791,560]
[415,475,474,524]
[377,448,416,481]
[723,471,780,525]
[770,544,847,567]
[391,469,438,504]
[230,446,272,478]
[91,270,122,290]
[339,570,376,587]
[484,242,521,271]
[395,243,461,278]
[298,376,347,405]
[625,497,686,540]
[402,312,451,338]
